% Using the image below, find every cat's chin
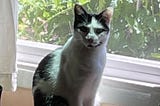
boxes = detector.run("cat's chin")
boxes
[87,44,100,48]
[86,42,103,48]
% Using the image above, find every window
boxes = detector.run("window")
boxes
[17,0,160,85]
[18,0,160,61]
[17,0,160,105]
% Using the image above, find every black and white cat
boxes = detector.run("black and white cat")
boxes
[32,4,113,106]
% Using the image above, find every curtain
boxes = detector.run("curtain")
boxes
[0,0,18,91]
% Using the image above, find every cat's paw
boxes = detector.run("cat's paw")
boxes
[94,93,101,106]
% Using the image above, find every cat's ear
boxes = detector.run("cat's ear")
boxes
[99,7,114,24]
[74,4,87,15]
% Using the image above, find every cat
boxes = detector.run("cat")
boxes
[32,4,113,106]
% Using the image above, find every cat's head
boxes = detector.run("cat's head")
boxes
[74,4,113,48]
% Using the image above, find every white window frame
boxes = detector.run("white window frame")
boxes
[17,39,160,88]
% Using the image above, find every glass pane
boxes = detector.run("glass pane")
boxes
[18,0,160,61]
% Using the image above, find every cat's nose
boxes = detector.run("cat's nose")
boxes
[86,34,98,43]
[87,38,94,43]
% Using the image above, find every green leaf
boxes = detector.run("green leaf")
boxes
[151,53,160,59]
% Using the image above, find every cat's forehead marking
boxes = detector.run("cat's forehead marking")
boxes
[87,17,103,28]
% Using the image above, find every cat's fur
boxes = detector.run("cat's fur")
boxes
[32,4,113,106]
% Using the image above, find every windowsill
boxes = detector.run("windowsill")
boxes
[16,39,160,88]
[17,39,160,88]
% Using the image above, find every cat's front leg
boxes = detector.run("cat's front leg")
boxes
[83,98,100,106]
[84,100,95,106]
[94,93,101,106]
[70,100,83,106]
[68,96,83,106]
[94,99,100,106]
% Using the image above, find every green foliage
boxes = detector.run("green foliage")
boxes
[108,0,160,60]
[18,0,90,44]
[18,0,160,61]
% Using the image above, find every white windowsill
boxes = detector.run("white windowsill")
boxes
[16,39,160,89]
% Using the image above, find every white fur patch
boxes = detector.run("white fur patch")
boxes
[87,17,103,29]
[94,92,101,106]
[85,17,103,44]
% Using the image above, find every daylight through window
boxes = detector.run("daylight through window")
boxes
[18,0,160,61]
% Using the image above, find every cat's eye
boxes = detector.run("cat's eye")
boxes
[94,28,107,34]
[78,26,89,33]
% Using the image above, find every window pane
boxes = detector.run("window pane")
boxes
[18,0,160,61]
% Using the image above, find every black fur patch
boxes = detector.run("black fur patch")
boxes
[74,12,109,31]
[34,89,69,106]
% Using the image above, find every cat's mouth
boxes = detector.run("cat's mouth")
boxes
[87,42,103,48]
